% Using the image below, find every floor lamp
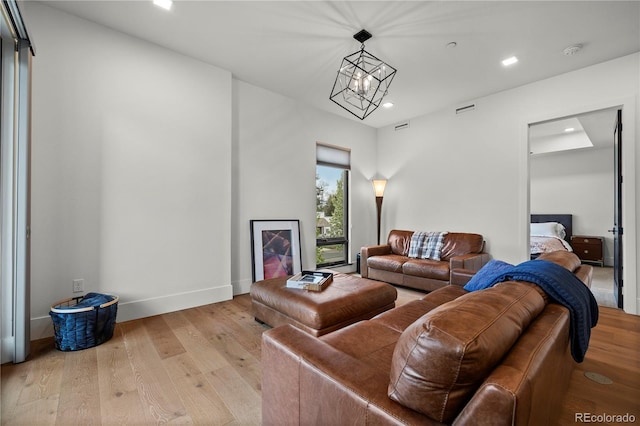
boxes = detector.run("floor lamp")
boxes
[372,179,387,245]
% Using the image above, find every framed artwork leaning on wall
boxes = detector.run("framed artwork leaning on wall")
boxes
[250,219,302,282]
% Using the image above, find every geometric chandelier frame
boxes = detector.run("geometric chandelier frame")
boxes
[329,29,397,120]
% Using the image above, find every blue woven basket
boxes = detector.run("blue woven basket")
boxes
[49,292,119,351]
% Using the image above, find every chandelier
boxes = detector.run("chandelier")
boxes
[329,29,397,120]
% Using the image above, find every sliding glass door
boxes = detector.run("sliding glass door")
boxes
[1,1,34,364]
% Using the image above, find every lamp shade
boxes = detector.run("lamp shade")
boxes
[372,179,387,197]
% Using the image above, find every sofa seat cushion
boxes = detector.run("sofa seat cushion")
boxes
[321,321,400,361]
[372,300,441,333]
[402,259,450,281]
[367,254,408,273]
[372,286,467,333]
[388,282,546,423]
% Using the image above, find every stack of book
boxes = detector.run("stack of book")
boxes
[286,271,333,291]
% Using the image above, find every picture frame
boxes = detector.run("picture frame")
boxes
[250,219,302,282]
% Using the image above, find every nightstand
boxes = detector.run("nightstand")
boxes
[570,235,604,267]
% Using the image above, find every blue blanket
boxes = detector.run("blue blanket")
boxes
[464,260,598,363]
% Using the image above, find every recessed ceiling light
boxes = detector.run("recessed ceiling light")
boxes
[382,101,394,108]
[502,56,518,66]
[564,127,575,132]
[153,0,172,11]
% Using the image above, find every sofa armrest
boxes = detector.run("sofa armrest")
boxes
[574,265,593,288]
[449,253,490,286]
[450,269,476,287]
[453,304,574,426]
[262,325,357,425]
[262,325,374,426]
[262,324,430,425]
[360,245,392,278]
[449,253,491,272]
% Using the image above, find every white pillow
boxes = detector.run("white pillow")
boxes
[530,222,566,239]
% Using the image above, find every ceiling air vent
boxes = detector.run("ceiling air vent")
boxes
[456,104,476,114]
[394,121,410,131]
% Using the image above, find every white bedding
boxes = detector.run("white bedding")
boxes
[530,235,573,255]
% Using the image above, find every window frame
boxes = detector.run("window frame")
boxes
[316,143,350,268]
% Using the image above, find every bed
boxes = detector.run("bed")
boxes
[530,214,573,259]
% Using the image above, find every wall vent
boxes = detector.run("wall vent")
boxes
[394,121,410,131]
[456,104,476,114]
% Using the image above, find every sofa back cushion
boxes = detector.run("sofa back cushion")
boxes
[387,282,546,423]
[439,232,484,260]
[387,230,414,256]
[536,250,581,272]
[387,230,484,259]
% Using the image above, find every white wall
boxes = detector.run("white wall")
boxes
[231,80,377,294]
[531,147,614,265]
[24,3,378,339]
[20,3,640,337]
[26,3,233,338]
[377,53,639,314]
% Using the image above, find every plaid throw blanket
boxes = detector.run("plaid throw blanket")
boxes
[408,231,448,261]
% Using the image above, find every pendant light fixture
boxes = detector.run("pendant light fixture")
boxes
[329,29,397,120]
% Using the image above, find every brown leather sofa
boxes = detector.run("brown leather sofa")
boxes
[261,251,593,425]
[361,230,491,292]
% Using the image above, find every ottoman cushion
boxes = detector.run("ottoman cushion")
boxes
[250,272,397,336]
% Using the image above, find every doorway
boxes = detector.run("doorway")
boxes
[528,107,620,308]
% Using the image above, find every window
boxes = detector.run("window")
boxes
[316,143,350,267]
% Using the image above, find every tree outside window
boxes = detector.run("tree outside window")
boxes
[316,166,348,267]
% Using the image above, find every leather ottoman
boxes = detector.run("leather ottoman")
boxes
[250,272,397,336]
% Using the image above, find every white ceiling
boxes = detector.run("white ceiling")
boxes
[35,0,640,128]
[530,107,619,155]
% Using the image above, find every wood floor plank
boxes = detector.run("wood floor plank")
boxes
[16,344,64,406]
[4,394,59,426]
[3,346,65,426]
[557,305,640,425]
[207,365,261,426]
[55,347,101,425]
[1,361,33,425]
[2,292,638,425]
[162,353,236,425]
[119,321,192,424]
[142,315,186,360]
[96,326,146,425]
[185,305,262,392]
[169,316,230,373]
[210,301,264,358]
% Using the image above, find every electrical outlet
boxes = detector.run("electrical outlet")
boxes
[72,279,84,293]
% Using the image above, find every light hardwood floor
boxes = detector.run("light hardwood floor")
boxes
[2,290,639,425]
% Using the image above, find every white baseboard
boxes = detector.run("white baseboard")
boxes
[233,278,252,296]
[30,284,233,340]
[330,264,357,274]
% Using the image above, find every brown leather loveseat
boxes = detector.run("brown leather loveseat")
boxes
[361,230,491,292]
[261,251,593,425]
